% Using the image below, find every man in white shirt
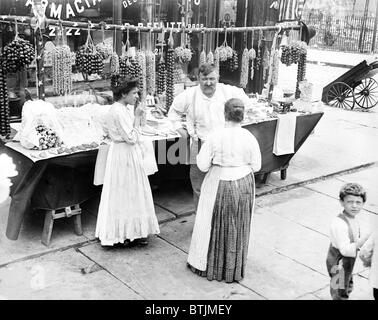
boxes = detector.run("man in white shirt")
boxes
[168,63,253,212]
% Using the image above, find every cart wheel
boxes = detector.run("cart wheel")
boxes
[326,82,355,110]
[354,77,378,109]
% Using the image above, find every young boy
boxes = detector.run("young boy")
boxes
[326,183,369,300]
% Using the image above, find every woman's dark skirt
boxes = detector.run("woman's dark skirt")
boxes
[188,173,255,283]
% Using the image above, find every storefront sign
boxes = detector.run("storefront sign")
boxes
[122,0,138,8]
[136,22,204,29]
[25,0,102,20]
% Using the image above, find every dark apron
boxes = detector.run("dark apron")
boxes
[326,213,359,300]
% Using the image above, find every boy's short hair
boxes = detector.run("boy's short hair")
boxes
[339,183,367,203]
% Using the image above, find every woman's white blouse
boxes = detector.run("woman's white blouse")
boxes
[106,102,139,144]
[196,127,262,180]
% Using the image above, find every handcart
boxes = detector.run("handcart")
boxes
[322,57,378,109]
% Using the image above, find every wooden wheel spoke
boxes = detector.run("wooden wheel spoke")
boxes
[367,94,376,107]
[327,82,355,108]
[330,99,339,108]
[355,78,378,109]
[343,99,354,109]
[366,78,376,91]
[356,94,365,105]
[328,87,339,99]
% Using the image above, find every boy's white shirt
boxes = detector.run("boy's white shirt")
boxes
[329,214,364,258]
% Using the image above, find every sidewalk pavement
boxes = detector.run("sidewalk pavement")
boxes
[307,48,374,69]
[0,53,378,300]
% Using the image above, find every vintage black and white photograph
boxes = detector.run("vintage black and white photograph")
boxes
[0,0,377,305]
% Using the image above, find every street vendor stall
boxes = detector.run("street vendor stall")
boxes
[0,1,321,245]
[3,109,322,240]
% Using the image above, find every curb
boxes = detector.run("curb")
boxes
[307,60,353,69]
[255,161,377,197]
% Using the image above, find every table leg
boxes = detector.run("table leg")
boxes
[73,214,83,236]
[261,173,270,184]
[281,169,287,180]
[41,211,54,246]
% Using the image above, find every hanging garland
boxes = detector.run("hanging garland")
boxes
[156,29,166,96]
[166,29,175,110]
[216,28,233,63]
[255,29,263,71]
[240,47,249,88]
[110,52,120,76]
[199,31,207,67]
[249,30,256,80]
[2,20,35,74]
[213,29,220,74]
[0,61,10,137]
[295,42,308,99]
[119,29,141,81]
[95,25,113,60]
[52,26,72,96]
[224,29,238,72]
[271,49,280,86]
[262,49,270,81]
[146,33,156,95]
[156,51,166,95]
[267,30,281,90]
[174,29,192,64]
[75,28,104,76]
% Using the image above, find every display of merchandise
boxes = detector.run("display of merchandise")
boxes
[35,124,62,150]
[296,50,307,99]
[119,56,140,79]
[240,48,249,88]
[110,51,120,76]
[95,42,113,60]
[249,31,256,80]
[156,53,166,95]
[280,41,307,68]
[199,48,206,67]
[174,46,193,64]
[228,50,239,72]
[206,51,214,64]
[0,63,10,137]
[216,29,233,63]
[173,64,185,84]
[256,30,263,71]
[2,36,35,74]
[136,50,147,99]
[52,44,73,96]
[146,50,156,95]
[75,30,104,76]
[290,41,300,64]
[271,49,280,86]
[262,49,270,81]
[214,48,220,74]
[249,47,256,80]
[166,32,175,110]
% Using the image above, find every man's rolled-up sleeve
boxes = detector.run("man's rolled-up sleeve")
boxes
[168,90,191,131]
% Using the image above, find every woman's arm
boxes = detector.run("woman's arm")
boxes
[249,134,262,172]
[115,107,140,144]
[196,138,214,172]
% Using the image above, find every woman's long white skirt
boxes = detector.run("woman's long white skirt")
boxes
[95,142,160,245]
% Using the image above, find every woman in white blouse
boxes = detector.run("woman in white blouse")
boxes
[95,78,160,247]
[187,98,262,283]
